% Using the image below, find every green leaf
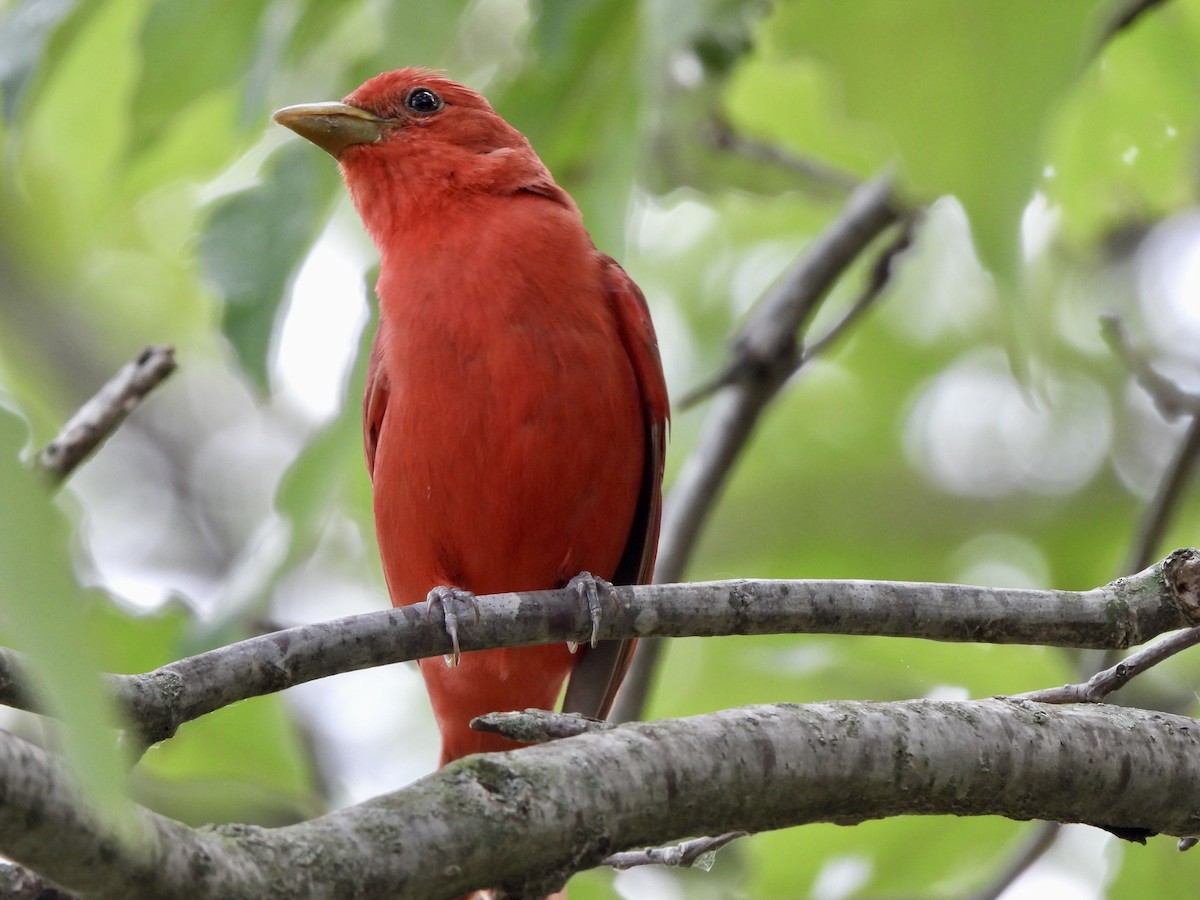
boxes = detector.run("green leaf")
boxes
[0,408,130,825]
[739,0,1107,282]
[201,142,338,387]
[132,0,270,148]
[13,0,143,246]
[0,0,98,121]
[285,0,368,64]
[137,694,321,826]
[490,0,643,252]
[1050,1,1200,243]
[375,0,476,71]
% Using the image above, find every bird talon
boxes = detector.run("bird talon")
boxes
[568,571,613,649]
[426,586,479,667]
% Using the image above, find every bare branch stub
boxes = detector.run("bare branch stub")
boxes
[36,344,177,484]
[1164,547,1200,622]
[604,831,748,870]
[471,709,614,744]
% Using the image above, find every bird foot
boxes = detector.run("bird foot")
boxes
[426,586,480,667]
[566,571,615,652]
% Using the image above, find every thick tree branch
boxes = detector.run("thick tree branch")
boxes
[0,550,1196,749]
[35,345,177,484]
[7,699,1200,899]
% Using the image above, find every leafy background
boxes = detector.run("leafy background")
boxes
[2,0,1200,897]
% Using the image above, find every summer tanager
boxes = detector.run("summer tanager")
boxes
[275,69,668,767]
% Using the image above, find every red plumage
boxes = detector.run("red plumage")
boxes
[277,68,668,766]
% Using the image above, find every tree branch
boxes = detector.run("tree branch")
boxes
[678,171,904,409]
[472,709,614,743]
[8,699,1200,899]
[0,551,1195,749]
[704,116,863,198]
[35,345,177,485]
[603,831,746,871]
[1020,624,1200,703]
[1102,314,1200,421]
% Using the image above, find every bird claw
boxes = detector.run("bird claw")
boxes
[567,571,614,651]
[426,586,480,667]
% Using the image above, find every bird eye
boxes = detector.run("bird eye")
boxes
[405,87,443,115]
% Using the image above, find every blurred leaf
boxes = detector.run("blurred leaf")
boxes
[120,85,244,199]
[6,0,1200,894]
[201,142,337,387]
[1050,1,1200,244]
[376,0,482,70]
[82,596,194,675]
[132,0,269,148]
[285,0,361,63]
[0,0,91,121]
[13,0,143,250]
[1109,818,1200,895]
[737,0,1106,282]
[491,0,642,251]
[0,408,129,824]
[749,816,1025,897]
[137,694,321,825]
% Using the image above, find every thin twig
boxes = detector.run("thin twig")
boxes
[800,216,917,363]
[604,831,747,870]
[1101,315,1200,421]
[1124,415,1200,576]
[654,173,902,581]
[1018,627,1200,704]
[706,117,863,198]
[35,345,177,484]
[680,172,903,408]
[970,822,1064,900]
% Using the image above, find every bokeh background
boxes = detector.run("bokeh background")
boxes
[3,0,1200,897]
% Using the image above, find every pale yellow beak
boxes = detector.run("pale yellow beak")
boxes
[272,102,392,158]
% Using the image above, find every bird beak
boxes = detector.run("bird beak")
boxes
[272,102,392,158]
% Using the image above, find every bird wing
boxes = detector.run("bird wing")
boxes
[363,332,389,481]
[561,255,669,720]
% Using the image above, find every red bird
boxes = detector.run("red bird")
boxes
[275,69,668,766]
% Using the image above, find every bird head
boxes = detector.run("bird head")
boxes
[274,68,557,239]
